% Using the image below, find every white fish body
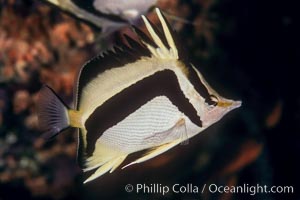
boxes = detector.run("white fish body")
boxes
[38,8,241,183]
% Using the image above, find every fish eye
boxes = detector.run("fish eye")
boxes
[210,95,218,104]
[205,94,218,107]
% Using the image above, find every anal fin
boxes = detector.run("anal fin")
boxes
[122,139,181,169]
[110,156,127,173]
[84,155,127,184]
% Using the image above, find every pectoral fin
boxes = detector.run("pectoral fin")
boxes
[122,139,181,169]
[177,118,189,145]
[143,118,189,145]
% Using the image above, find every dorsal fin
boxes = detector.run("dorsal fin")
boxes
[75,8,188,108]
[135,8,189,62]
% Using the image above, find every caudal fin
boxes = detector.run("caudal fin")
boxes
[37,85,70,139]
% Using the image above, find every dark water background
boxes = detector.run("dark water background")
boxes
[0,0,298,199]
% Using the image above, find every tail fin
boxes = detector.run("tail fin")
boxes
[37,85,70,139]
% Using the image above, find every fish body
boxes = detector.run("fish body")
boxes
[38,8,241,183]
[41,0,157,36]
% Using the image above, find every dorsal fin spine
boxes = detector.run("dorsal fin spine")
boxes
[139,8,179,60]
[141,15,169,54]
[156,8,178,59]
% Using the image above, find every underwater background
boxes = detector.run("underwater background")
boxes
[0,0,298,199]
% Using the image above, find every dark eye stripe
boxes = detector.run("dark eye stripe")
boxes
[188,66,213,104]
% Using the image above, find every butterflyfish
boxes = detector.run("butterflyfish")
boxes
[38,8,241,183]
[41,0,157,36]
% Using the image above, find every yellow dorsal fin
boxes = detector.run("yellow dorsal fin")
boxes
[141,15,169,54]
[141,8,179,60]
[156,8,178,59]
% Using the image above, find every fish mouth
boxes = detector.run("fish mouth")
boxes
[227,100,242,111]
[202,100,242,127]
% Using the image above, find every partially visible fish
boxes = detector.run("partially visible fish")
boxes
[41,0,157,36]
[38,8,241,183]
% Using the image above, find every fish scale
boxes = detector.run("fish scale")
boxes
[99,96,186,152]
